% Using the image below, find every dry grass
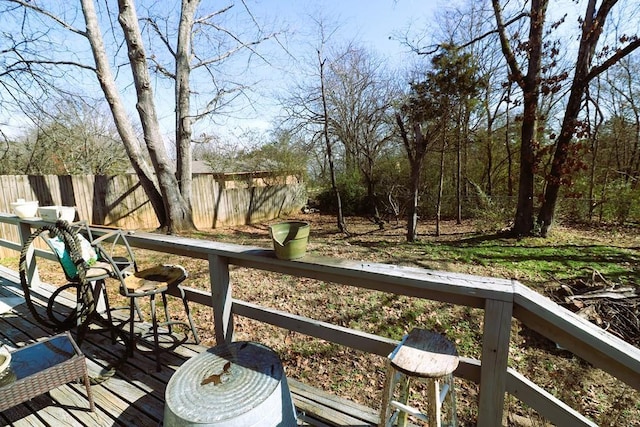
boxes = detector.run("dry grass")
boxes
[5,213,639,426]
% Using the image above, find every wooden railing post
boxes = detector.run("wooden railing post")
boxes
[477,298,513,427]
[17,220,40,289]
[208,254,233,344]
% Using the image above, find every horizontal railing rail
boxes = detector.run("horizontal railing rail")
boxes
[1,214,638,427]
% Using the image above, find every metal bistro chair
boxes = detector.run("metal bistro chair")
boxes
[81,223,201,371]
[20,221,200,371]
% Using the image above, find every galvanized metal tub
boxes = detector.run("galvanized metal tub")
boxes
[164,341,297,427]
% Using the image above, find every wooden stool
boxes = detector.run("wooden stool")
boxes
[380,329,459,427]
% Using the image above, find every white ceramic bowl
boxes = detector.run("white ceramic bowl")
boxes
[10,200,39,219]
[38,206,76,222]
[58,206,76,222]
[0,348,11,374]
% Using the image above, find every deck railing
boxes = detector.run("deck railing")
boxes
[1,214,639,427]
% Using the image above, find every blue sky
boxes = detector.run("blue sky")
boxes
[0,1,443,142]
[266,0,439,59]
[212,0,443,139]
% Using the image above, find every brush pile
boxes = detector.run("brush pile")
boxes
[553,270,640,346]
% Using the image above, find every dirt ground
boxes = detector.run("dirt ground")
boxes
[170,213,639,426]
[12,213,640,426]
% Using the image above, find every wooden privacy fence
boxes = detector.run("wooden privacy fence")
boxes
[2,215,638,426]
[0,173,306,257]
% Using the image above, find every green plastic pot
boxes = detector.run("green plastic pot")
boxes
[269,221,310,260]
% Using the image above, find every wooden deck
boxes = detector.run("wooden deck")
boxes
[0,267,379,427]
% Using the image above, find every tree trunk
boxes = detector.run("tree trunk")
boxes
[175,0,201,208]
[505,83,514,197]
[319,51,347,235]
[396,114,428,243]
[406,165,419,242]
[485,96,494,196]
[493,0,548,236]
[118,0,195,233]
[537,89,583,235]
[586,83,604,221]
[538,1,640,234]
[537,0,609,236]
[456,104,462,225]
[436,131,447,237]
[81,0,167,227]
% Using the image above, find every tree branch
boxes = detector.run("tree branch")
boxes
[1,59,96,76]
[140,17,175,57]
[148,56,175,79]
[491,0,525,89]
[195,4,234,24]
[458,11,529,50]
[587,38,640,81]
[193,32,277,68]
[7,0,86,37]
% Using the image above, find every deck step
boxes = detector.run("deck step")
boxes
[289,378,378,426]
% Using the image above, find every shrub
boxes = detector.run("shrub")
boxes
[315,171,367,215]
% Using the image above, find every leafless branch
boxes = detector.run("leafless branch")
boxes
[141,17,175,57]
[587,38,640,81]
[491,0,526,88]
[196,13,277,66]
[193,32,277,68]
[195,4,234,25]
[458,11,529,50]
[148,57,175,79]
[2,59,96,74]
[6,0,86,37]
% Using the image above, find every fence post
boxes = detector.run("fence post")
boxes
[208,254,233,344]
[477,298,513,426]
[17,220,40,289]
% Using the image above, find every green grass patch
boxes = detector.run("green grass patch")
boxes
[413,236,640,285]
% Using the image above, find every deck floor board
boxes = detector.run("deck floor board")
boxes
[0,267,378,427]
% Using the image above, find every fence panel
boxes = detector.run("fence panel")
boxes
[0,174,305,257]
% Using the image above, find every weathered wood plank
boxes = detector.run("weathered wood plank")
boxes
[117,231,513,305]
[0,396,49,427]
[47,385,105,426]
[289,378,379,425]
[477,298,512,427]
[293,392,374,427]
[1,268,392,427]
[0,175,304,257]
[506,368,597,427]
[232,299,397,356]
[0,314,162,426]
[514,282,640,391]
[209,253,233,344]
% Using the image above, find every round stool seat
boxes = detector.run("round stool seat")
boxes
[389,328,459,378]
[164,341,297,427]
[122,264,186,295]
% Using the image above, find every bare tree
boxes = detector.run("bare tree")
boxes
[318,48,348,235]
[279,16,350,234]
[2,0,279,232]
[325,47,397,228]
[492,0,549,236]
[537,1,640,235]
[143,1,279,208]
[396,79,440,242]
